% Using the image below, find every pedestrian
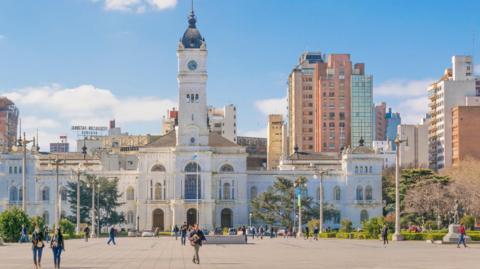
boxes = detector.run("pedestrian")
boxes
[313,226,319,240]
[305,226,310,240]
[19,224,29,243]
[51,227,65,269]
[259,226,264,240]
[251,226,256,239]
[189,224,206,264]
[457,223,468,248]
[173,225,179,240]
[31,225,45,269]
[83,226,90,242]
[381,224,389,247]
[241,225,247,243]
[107,226,116,245]
[181,222,188,246]
[44,225,50,243]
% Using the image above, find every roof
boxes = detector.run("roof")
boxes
[181,10,204,49]
[351,146,375,154]
[145,130,241,148]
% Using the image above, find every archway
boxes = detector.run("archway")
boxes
[221,208,233,228]
[186,208,197,227]
[152,209,164,231]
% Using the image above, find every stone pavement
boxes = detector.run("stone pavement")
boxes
[0,236,478,269]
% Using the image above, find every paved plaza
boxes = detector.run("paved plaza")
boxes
[0,237,478,269]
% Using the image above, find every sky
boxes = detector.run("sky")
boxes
[1,0,480,151]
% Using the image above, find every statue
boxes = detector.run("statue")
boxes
[453,200,460,224]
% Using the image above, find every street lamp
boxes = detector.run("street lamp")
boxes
[50,156,65,229]
[393,136,407,241]
[294,179,306,238]
[249,213,252,227]
[18,132,33,212]
[311,166,331,234]
[87,179,99,238]
[75,140,88,235]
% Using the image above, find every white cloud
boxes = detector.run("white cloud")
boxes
[97,0,177,12]
[254,96,287,116]
[374,78,434,97]
[394,96,429,124]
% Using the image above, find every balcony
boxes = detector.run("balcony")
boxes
[353,200,380,206]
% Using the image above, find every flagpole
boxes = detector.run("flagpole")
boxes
[196,152,199,226]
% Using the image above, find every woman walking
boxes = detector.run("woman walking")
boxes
[189,224,206,264]
[31,225,45,269]
[51,228,65,268]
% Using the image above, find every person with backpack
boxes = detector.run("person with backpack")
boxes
[31,225,45,269]
[180,222,188,246]
[189,224,206,264]
[51,227,65,268]
[457,223,468,248]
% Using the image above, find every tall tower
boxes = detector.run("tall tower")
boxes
[176,7,209,146]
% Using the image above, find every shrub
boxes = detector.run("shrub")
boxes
[461,215,475,230]
[423,220,438,231]
[307,219,320,233]
[60,219,75,237]
[340,219,353,233]
[318,232,336,238]
[0,207,30,242]
[362,217,384,239]
[29,216,45,234]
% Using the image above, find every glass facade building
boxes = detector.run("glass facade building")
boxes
[386,108,401,150]
[351,74,373,148]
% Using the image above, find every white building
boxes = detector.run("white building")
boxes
[208,105,237,143]
[372,140,395,168]
[397,120,429,168]
[0,7,384,231]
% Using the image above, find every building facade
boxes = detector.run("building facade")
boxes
[0,97,19,153]
[50,136,69,153]
[452,106,480,166]
[207,105,237,143]
[350,64,373,148]
[397,122,429,168]
[374,102,387,141]
[267,114,283,170]
[385,108,401,150]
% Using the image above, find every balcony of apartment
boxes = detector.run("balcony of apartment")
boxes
[353,199,381,206]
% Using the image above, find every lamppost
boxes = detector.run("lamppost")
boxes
[249,213,252,227]
[312,170,329,234]
[393,136,407,241]
[75,138,88,234]
[294,179,306,238]
[18,132,33,212]
[192,153,200,226]
[49,156,65,229]
[87,179,99,238]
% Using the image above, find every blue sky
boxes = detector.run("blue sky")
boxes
[1,0,479,150]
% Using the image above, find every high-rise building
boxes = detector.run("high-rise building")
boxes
[428,56,479,170]
[452,106,480,166]
[288,52,323,154]
[397,120,429,168]
[237,136,267,170]
[314,54,352,152]
[162,108,178,135]
[374,102,387,140]
[50,135,69,153]
[208,104,237,143]
[0,97,19,153]
[350,63,373,148]
[267,114,284,170]
[385,107,401,150]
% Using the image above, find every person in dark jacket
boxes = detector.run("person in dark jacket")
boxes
[51,228,65,268]
[180,222,188,246]
[305,226,310,240]
[83,226,90,242]
[31,225,45,269]
[242,226,247,243]
[189,224,206,264]
[173,225,180,240]
[107,226,116,245]
[381,224,389,246]
[313,226,319,240]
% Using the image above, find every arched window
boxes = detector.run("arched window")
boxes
[42,187,50,201]
[185,162,201,199]
[151,164,166,172]
[360,210,369,222]
[220,164,234,173]
[43,211,49,225]
[369,166,373,173]
[126,186,135,201]
[223,183,231,200]
[333,186,341,201]
[126,211,135,225]
[250,186,258,199]
[356,186,363,201]
[354,166,358,174]
[9,186,18,202]
[154,183,163,200]
[18,187,23,202]
[365,185,373,201]
[60,187,67,201]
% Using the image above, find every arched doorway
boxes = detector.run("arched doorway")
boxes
[221,208,233,228]
[152,209,164,231]
[187,208,197,227]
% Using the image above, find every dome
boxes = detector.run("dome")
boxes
[181,11,204,49]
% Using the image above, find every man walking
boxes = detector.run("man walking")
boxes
[305,226,310,240]
[181,222,188,246]
[457,223,468,248]
[381,224,389,247]
[313,226,319,240]
[83,226,90,242]
[189,224,206,264]
[107,226,116,245]
[241,226,247,243]
[173,225,180,240]
[19,224,28,243]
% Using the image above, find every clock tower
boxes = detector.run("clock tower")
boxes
[176,7,209,146]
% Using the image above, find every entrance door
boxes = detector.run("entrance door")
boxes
[152,209,164,231]
[221,208,233,228]
[186,208,197,227]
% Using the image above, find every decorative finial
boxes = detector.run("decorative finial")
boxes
[188,0,197,28]
[359,137,365,147]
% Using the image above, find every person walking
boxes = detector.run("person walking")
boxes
[19,224,29,243]
[181,222,188,246]
[173,225,179,240]
[241,226,247,243]
[251,226,256,240]
[259,226,264,240]
[313,226,319,240]
[44,226,50,243]
[83,226,90,242]
[189,224,206,265]
[51,228,65,269]
[305,226,310,240]
[457,223,468,248]
[381,224,389,247]
[31,225,45,269]
[107,226,116,245]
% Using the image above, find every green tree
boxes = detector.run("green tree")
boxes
[0,207,30,242]
[60,219,75,237]
[340,219,353,233]
[29,216,45,234]
[362,217,384,239]
[461,215,475,230]
[250,176,315,228]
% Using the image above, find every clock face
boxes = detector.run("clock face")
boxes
[187,60,198,71]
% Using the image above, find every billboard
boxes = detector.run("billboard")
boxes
[71,125,108,138]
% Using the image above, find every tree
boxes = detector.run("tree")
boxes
[29,216,45,234]
[250,176,315,228]
[66,174,125,228]
[0,207,30,242]
[60,219,75,237]
[362,217,384,239]
[340,219,353,233]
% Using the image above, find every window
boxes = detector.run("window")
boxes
[220,164,234,173]
[9,186,18,202]
[356,186,363,201]
[43,211,50,225]
[60,187,67,201]
[223,183,231,200]
[9,166,12,174]
[154,183,163,200]
[333,186,341,201]
[126,186,135,201]
[365,185,373,201]
[195,94,199,103]
[14,166,17,174]
[186,94,190,103]
[355,166,358,174]
[126,211,135,225]
[250,186,258,199]
[42,187,50,201]
[185,162,201,199]
[151,164,166,172]
[360,210,369,222]
[369,166,372,173]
